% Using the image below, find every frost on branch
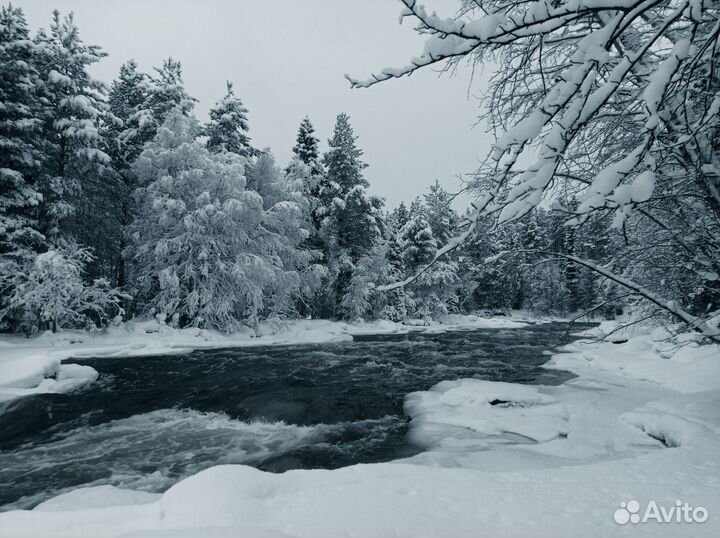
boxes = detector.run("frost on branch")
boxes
[350,0,720,339]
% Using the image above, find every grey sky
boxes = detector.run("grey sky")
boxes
[16,0,494,209]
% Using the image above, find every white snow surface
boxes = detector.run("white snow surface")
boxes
[1,320,718,537]
[0,315,527,402]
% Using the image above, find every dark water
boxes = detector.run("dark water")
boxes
[0,322,587,510]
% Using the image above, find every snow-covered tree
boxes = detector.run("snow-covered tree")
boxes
[106,60,150,169]
[400,213,459,318]
[0,241,124,333]
[121,58,194,156]
[289,116,324,231]
[99,60,152,291]
[391,201,410,230]
[128,109,313,331]
[292,116,322,175]
[309,113,385,318]
[400,214,436,271]
[32,10,109,238]
[246,150,285,209]
[205,81,254,157]
[423,180,456,245]
[339,240,402,321]
[351,0,720,340]
[323,112,368,192]
[0,5,44,287]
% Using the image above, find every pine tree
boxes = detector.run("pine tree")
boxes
[318,114,384,318]
[143,58,193,126]
[399,213,459,318]
[107,60,149,168]
[323,112,368,192]
[205,81,254,157]
[423,180,456,245]
[400,215,436,271]
[290,116,324,231]
[392,201,410,229]
[292,116,322,174]
[32,10,109,238]
[0,6,43,258]
[100,60,151,293]
[121,58,194,156]
[0,5,45,327]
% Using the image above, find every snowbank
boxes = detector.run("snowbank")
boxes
[0,315,528,403]
[549,322,720,393]
[0,353,98,402]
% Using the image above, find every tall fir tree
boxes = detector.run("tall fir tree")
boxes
[32,10,109,239]
[318,114,385,318]
[106,60,149,168]
[392,201,410,229]
[286,117,324,233]
[423,180,457,245]
[205,81,254,157]
[102,60,151,292]
[0,5,44,325]
[323,112,368,192]
[399,213,459,318]
[292,116,322,173]
[121,58,194,157]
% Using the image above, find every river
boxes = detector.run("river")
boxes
[0,321,588,510]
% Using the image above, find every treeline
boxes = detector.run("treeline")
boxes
[1,6,620,334]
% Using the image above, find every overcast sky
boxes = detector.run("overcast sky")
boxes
[16,0,494,209]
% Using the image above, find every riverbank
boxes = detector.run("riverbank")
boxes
[0,315,529,403]
[1,322,717,537]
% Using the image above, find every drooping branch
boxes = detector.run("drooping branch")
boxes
[509,249,720,342]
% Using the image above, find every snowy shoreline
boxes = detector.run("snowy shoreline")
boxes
[1,321,718,537]
[0,315,529,403]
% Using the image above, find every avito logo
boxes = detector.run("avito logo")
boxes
[614,499,709,525]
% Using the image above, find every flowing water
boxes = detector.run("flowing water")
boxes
[0,322,589,510]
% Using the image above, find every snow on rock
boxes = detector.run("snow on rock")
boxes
[0,354,60,390]
[0,352,98,402]
[405,379,568,449]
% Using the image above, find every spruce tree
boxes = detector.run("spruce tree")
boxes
[319,114,383,318]
[102,60,151,292]
[0,5,43,252]
[392,201,410,230]
[400,212,460,318]
[33,10,109,238]
[323,112,368,192]
[0,5,44,325]
[205,81,254,157]
[121,58,195,155]
[292,116,322,174]
[107,60,149,168]
[400,215,436,271]
[423,180,457,245]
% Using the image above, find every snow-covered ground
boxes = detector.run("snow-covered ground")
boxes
[1,321,718,537]
[0,315,527,403]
